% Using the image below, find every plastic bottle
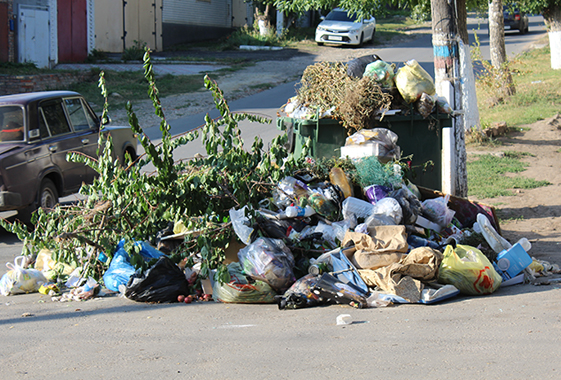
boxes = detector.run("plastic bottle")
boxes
[329,167,353,199]
[307,192,339,220]
[515,238,532,252]
[285,205,316,218]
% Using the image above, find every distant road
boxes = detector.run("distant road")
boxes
[161,15,546,160]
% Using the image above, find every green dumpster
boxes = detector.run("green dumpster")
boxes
[277,113,452,191]
[276,117,347,159]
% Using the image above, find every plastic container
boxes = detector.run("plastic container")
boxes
[493,242,533,281]
[342,197,374,221]
[284,205,315,218]
[329,167,353,199]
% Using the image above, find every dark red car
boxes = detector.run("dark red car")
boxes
[0,91,137,222]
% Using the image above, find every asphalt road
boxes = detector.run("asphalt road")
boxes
[1,16,557,380]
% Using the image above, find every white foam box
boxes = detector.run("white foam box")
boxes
[340,143,389,159]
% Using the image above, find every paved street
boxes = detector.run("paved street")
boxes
[1,15,559,380]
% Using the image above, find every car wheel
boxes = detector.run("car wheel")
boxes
[369,28,376,44]
[123,147,137,164]
[38,179,58,211]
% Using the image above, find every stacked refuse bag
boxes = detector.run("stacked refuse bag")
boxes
[0,161,553,305]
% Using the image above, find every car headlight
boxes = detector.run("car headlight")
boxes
[349,29,360,35]
[317,26,326,31]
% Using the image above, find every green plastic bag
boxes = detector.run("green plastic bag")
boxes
[438,245,502,295]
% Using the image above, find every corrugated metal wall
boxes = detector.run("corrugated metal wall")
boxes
[162,0,231,28]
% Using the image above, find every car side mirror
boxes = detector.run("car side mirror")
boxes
[28,129,40,140]
[320,15,325,20]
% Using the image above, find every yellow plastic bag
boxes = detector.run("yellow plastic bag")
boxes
[34,249,75,279]
[438,245,502,295]
[395,59,436,104]
[0,256,47,296]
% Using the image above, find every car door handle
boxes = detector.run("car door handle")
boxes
[49,145,57,153]
[81,138,89,144]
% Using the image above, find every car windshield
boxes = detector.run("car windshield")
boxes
[325,10,358,22]
[0,105,24,143]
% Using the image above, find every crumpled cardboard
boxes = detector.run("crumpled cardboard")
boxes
[342,226,409,270]
[358,247,444,302]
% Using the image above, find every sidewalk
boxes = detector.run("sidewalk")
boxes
[54,62,228,75]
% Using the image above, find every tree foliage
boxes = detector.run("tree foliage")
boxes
[0,49,302,285]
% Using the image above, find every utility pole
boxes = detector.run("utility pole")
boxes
[431,0,468,197]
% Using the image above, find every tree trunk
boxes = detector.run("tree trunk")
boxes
[543,4,561,69]
[431,0,468,197]
[489,0,515,96]
[456,0,481,132]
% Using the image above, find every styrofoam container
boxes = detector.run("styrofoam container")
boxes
[493,242,533,280]
[340,143,389,159]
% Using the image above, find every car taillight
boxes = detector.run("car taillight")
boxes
[515,14,521,21]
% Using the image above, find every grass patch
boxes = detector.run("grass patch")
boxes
[476,45,561,127]
[70,70,206,112]
[467,152,550,198]
[0,62,53,75]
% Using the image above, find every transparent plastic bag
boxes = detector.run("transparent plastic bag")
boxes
[0,256,47,296]
[438,245,502,295]
[213,263,276,304]
[363,60,395,88]
[364,197,403,227]
[237,238,296,292]
[229,206,254,245]
[422,195,456,227]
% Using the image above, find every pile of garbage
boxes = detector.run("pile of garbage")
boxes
[2,157,559,307]
[283,55,453,133]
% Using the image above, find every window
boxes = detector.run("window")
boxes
[64,98,96,131]
[0,106,24,142]
[39,100,71,136]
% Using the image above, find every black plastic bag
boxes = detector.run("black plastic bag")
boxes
[125,256,189,303]
[346,54,382,78]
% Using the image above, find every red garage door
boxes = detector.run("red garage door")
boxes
[58,0,87,62]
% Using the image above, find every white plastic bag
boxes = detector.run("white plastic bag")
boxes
[0,256,47,296]
[229,206,254,245]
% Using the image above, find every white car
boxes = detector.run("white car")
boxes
[315,8,376,47]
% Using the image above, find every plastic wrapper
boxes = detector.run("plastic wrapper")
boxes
[438,245,502,295]
[278,274,325,309]
[395,59,436,104]
[364,197,403,227]
[213,263,276,304]
[312,273,367,308]
[345,128,398,148]
[363,60,395,88]
[389,186,422,225]
[364,184,390,204]
[0,256,47,296]
[238,237,296,292]
[229,206,254,245]
[437,96,453,114]
[125,256,189,303]
[422,195,456,228]
[416,92,436,118]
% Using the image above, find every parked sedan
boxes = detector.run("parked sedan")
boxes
[0,91,137,222]
[504,6,529,34]
[315,8,376,47]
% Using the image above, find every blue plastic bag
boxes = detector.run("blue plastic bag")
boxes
[102,240,165,292]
